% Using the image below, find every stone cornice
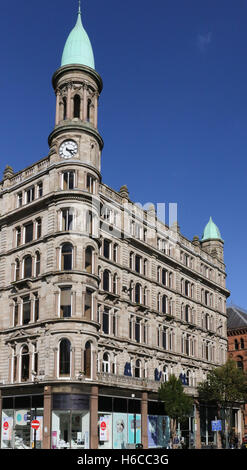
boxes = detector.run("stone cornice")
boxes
[48,122,104,150]
[52,65,103,94]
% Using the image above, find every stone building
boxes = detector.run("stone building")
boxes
[0,6,230,449]
[227,305,247,438]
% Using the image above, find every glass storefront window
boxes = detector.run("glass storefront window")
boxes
[1,410,14,449]
[148,415,170,448]
[14,409,31,449]
[1,395,44,449]
[52,410,89,449]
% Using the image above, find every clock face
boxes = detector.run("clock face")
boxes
[59,140,78,159]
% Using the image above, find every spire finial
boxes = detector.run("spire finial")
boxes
[78,0,81,14]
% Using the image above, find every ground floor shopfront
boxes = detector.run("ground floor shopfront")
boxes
[0,383,204,449]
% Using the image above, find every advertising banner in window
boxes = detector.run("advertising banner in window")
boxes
[99,415,111,441]
[128,414,141,445]
[157,416,170,448]
[148,415,158,447]
[113,413,127,449]
[2,416,13,441]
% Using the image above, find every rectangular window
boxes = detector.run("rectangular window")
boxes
[34,293,39,322]
[85,289,92,320]
[17,192,23,208]
[162,328,167,350]
[87,174,96,194]
[135,255,141,273]
[37,182,43,198]
[22,296,31,325]
[62,209,73,231]
[36,218,42,239]
[13,299,18,327]
[60,287,72,318]
[103,239,111,259]
[25,222,34,243]
[16,227,21,247]
[112,310,117,336]
[135,318,141,343]
[25,186,35,204]
[63,171,75,190]
[103,308,110,334]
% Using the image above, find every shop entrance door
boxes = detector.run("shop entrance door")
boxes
[51,410,90,449]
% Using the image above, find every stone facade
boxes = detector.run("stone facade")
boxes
[0,13,230,451]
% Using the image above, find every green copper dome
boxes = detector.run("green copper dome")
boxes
[61,9,95,69]
[201,217,222,241]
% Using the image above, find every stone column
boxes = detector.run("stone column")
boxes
[43,386,52,449]
[90,385,98,449]
[141,392,148,449]
[55,92,60,125]
[195,402,201,449]
[83,86,87,121]
[67,85,72,120]
[94,94,98,128]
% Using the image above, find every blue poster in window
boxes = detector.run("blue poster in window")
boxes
[148,415,158,447]
[157,416,170,448]
[128,414,141,445]
[113,413,128,449]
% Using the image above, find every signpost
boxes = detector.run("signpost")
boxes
[211,420,222,432]
[31,420,40,431]
[31,419,40,449]
[212,420,221,448]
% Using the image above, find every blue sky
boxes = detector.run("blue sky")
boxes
[1,0,247,307]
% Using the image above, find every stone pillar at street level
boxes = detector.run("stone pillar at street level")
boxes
[43,386,52,449]
[141,392,148,449]
[195,403,201,449]
[90,385,98,449]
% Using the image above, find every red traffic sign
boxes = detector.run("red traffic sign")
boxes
[31,420,40,430]
[3,421,9,430]
[100,421,106,431]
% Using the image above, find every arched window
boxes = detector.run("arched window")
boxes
[59,339,71,377]
[61,243,73,270]
[241,338,245,349]
[21,345,30,382]
[85,246,93,273]
[235,339,239,350]
[134,359,141,378]
[84,341,92,378]
[63,97,67,120]
[23,255,32,278]
[237,356,243,370]
[15,259,20,281]
[103,270,110,292]
[163,366,168,382]
[73,94,81,118]
[102,353,110,373]
[35,251,41,276]
[135,283,141,304]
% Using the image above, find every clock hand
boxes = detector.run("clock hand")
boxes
[66,147,74,154]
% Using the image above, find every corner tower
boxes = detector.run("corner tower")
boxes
[48,3,103,175]
[201,216,224,264]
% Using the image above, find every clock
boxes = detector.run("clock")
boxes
[59,140,78,159]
